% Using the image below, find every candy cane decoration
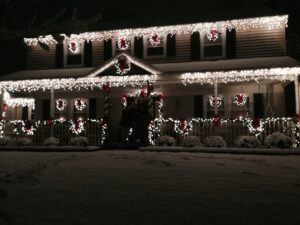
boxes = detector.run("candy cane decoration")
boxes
[102,83,110,122]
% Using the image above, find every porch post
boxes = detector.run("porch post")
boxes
[295,74,299,114]
[50,87,55,137]
[214,81,218,115]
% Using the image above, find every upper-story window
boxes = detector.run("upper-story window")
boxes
[201,29,226,60]
[143,34,167,58]
[113,37,134,55]
[64,40,84,67]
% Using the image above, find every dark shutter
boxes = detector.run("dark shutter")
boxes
[89,98,97,119]
[191,32,200,60]
[284,82,296,117]
[55,43,64,68]
[253,93,264,118]
[193,95,203,117]
[167,34,176,57]
[84,41,93,67]
[103,39,112,61]
[22,106,28,120]
[42,99,50,120]
[226,28,236,58]
[134,36,144,58]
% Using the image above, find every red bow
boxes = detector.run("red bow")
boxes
[213,114,220,126]
[102,83,110,95]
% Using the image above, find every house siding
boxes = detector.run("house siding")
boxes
[27,44,56,70]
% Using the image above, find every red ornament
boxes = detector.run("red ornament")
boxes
[213,114,220,126]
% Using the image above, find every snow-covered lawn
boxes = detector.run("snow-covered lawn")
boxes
[0,150,300,225]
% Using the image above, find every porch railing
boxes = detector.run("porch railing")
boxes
[148,117,297,146]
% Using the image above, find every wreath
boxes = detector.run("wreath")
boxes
[174,119,193,136]
[74,99,87,111]
[209,96,222,108]
[233,93,247,106]
[68,40,80,54]
[207,28,219,42]
[149,34,161,46]
[115,58,131,75]
[117,37,130,50]
[70,120,85,135]
[56,99,66,111]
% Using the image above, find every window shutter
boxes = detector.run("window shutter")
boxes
[103,39,112,61]
[193,95,203,117]
[84,41,93,67]
[134,36,143,58]
[55,43,64,68]
[22,106,29,120]
[89,98,97,119]
[42,99,50,120]
[191,32,200,60]
[226,28,236,58]
[167,34,176,57]
[253,93,264,118]
[284,83,296,117]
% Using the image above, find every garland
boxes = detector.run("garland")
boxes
[117,37,130,50]
[56,99,66,111]
[115,58,131,75]
[233,93,247,106]
[74,99,87,111]
[68,40,80,54]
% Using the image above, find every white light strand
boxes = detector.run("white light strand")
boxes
[24,35,58,46]
[74,99,87,111]
[3,91,35,108]
[24,15,288,45]
[56,99,67,111]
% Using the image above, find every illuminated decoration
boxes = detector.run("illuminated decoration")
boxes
[56,99,67,111]
[209,96,222,108]
[74,99,87,111]
[207,28,219,42]
[182,67,300,85]
[233,93,248,106]
[24,15,288,45]
[213,114,220,126]
[149,34,161,46]
[11,120,36,136]
[174,119,193,136]
[117,37,130,50]
[245,118,265,137]
[70,119,85,135]
[3,91,35,109]
[68,40,80,54]
[126,127,133,142]
[0,120,4,138]
[101,122,108,144]
[2,104,7,118]
[24,35,58,46]
[115,57,131,75]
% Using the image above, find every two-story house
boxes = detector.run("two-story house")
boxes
[0,12,299,144]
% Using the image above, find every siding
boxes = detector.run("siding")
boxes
[236,27,285,58]
[92,41,105,67]
[27,44,56,69]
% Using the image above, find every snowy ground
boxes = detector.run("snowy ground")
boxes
[0,150,300,225]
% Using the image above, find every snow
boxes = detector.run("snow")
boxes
[0,150,300,225]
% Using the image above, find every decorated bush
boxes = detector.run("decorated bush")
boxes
[0,136,14,146]
[205,136,226,148]
[235,136,261,148]
[16,137,32,146]
[264,132,293,149]
[43,137,60,146]
[156,135,176,146]
[182,136,202,147]
[70,136,89,147]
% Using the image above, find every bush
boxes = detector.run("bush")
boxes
[70,136,89,147]
[182,136,202,147]
[156,135,176,146]
[235,136,261,148]
[264,132,293,149]
[43,137,60,146]
[16,137,32,146]
[205,136,226,148]
[0,136,13,146]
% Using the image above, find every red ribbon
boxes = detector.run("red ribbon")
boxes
[213,114,220,126]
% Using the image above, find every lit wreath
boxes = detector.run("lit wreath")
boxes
[233,93,248,106]
[207,28,219,42]
[56,99,66,111]
[117,37,130,50]
[115,58,131,75]
[74,99,87,111]
[246,118,264,137]
[70,120,85,135]
[174,119,193,136]
[68,40,80,54]
[209,96,222,108]
[20,121,36,136]
[149,34,161,46]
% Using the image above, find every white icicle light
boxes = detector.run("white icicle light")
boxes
[3,91,35,108]
[24,15,288,45]
[24,35,58,46]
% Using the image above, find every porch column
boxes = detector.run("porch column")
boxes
[50,87,55,118]
[0,92,3,119]
[214,81,218,115]
[295,75,299,114]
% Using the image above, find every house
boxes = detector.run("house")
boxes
[0,12,299,145]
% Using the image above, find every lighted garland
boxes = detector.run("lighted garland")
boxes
[207,28,219,42]
[68,40,80,54]
[56,99,67,111]
[115,58,131,75]
[233,93,248,106]
[174,119,193,136]
[149,34,161,46]
[209,96,222,108]
[117,37,130,50]
[11,120,36,136]
[70,120,85,135]
[74,99,87,111]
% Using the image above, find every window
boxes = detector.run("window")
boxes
[143,35,166,58]
[113,37,134,55]
[64,41,84,67]
[201,30,226,59]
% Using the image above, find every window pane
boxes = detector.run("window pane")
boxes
[204,45,223,57]
[147,47,164,56]
[67,55,82,65]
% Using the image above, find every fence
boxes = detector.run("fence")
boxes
[149,117,296,146]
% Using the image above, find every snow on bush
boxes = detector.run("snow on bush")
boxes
[43,137,60,146]
[205,136,226,148]
[16,137,32,146]
[70,136,89,147]
[0,136,13,146]
[182,136,202,147]
[156,135,176,146]
[235,136,261,148]
[264,132,293,149]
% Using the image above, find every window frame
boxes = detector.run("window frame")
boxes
[64,41,85,68]
[201,30,226,60]
[143,35,167,59]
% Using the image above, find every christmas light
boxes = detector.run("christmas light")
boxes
[117,37,130,50]
[174,120,193,136]
[24,35,58,46]
[68,40,80,54]
[207,28,219,42]
[233,93,248,106]
[10,120,36,136]
[209,96,222,108]
[3,91,35,109]
[70,119,85,135]
[148,34,162,46]
[56,99,67,111]
[74,99,87,111]
[24,15,288,45]
[115,57,131,75]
